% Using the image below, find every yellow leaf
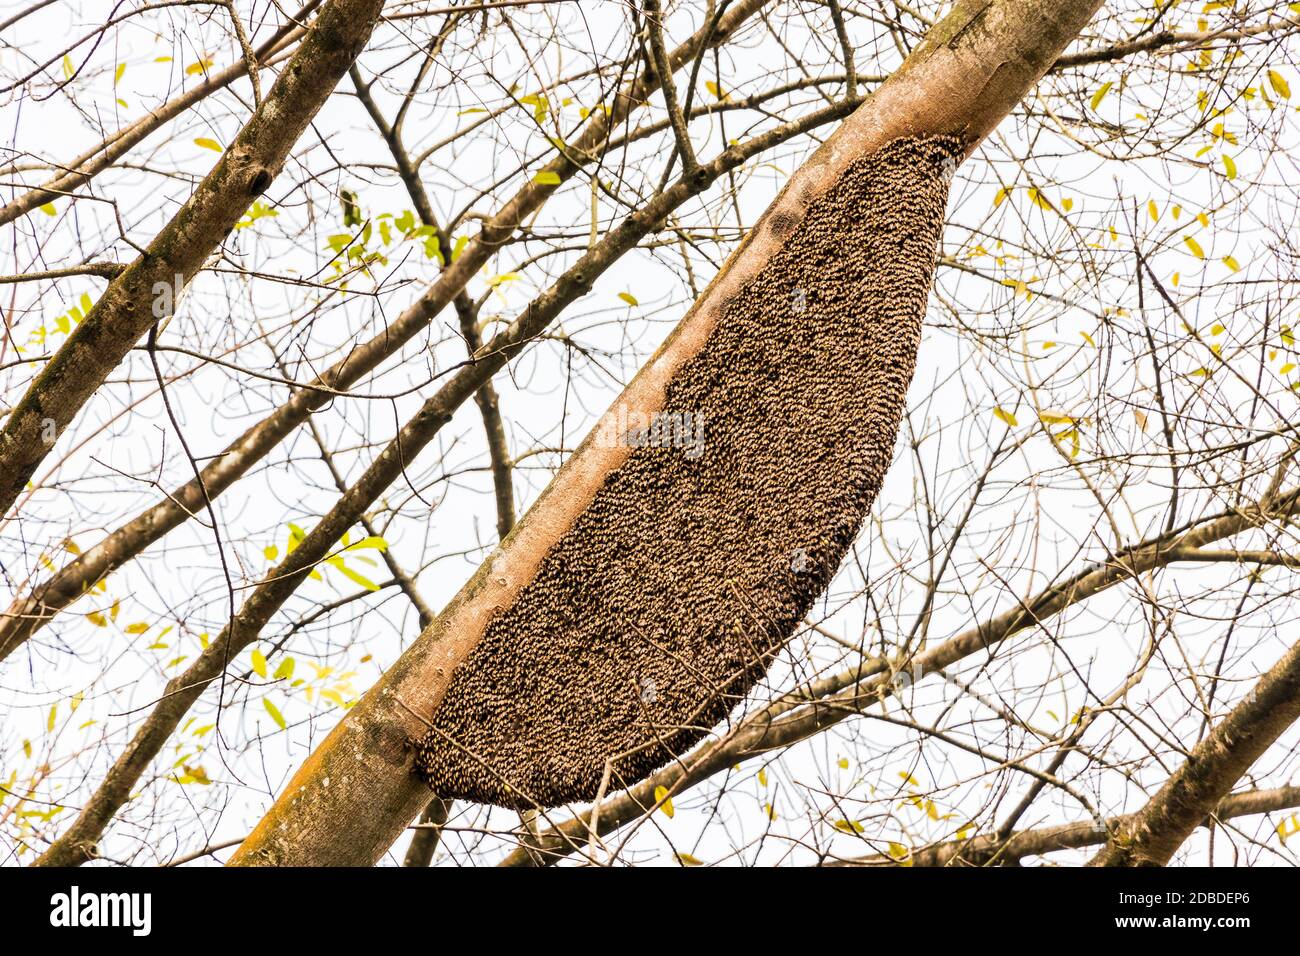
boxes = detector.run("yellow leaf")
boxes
[251,648,268,677]
[1183,235,1205,259]
[676,852,704,866]
[333,562,380,592]
[887,842,911,863]
[47,704,57,731]
[124,622,149,634]
[1221,154,1237,180]
[992,186,1009,207]
[1090,81,1112,111]
[87,610,107,627]
[1281,363,1296,375]
[837,757,849,769]
[70,691,84,713]
[1148,199,1159,221]
[39,202,56,216]
[834,819,865,834]
[654,785,675,818]
[533,170,561,185]
[757,767,768,787]
[114,63,126,84]
[273,657,295,680]
[1282,325,1295,347]
[61,54,73,79]
[263,544,279,560]
[1269,69,1291,100]
[194,137,223,153]
[263,698,286,730]
[345,535,388,552]
[617,291,638,306]
[705,80,724,100]
[185,58,214,76]
[1222,255,1240,272]
[1210,323,1225,335]
[993,406,1018,427]
[765,802,777,821]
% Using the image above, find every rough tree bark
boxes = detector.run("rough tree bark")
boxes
[0,0,385,520]
[228,0,1106,867]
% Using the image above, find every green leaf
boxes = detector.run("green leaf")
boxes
[273,657,296,681]
[263,698,286,730]
[533,170,561,186]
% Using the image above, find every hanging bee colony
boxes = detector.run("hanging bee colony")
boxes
[413,136,962,808]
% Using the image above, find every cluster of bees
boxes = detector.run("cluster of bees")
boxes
[413,136,963,809]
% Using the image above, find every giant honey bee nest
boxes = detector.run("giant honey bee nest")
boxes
[414,136,961,808]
